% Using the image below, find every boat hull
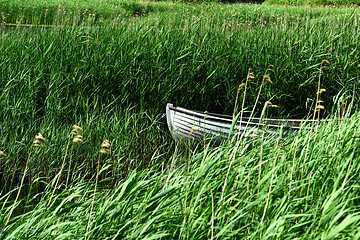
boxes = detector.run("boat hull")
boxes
[166,103,319,143]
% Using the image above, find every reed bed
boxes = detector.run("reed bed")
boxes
[0,4,359,116]
[0,2,360,238]
[1,113,359,239]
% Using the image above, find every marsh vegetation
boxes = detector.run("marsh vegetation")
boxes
[0,0,359,239]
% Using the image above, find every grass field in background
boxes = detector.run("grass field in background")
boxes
[263,0,360,5]
[0,1,359,238]
[0,0,359,26]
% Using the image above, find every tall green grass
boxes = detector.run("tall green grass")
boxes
[1,112,359,238]
[1,4,359,114]
[1,2,360,190]
[0,3,360,238]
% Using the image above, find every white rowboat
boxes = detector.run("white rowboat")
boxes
[166,103,323,143]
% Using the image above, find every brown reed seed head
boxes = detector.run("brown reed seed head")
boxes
[247,71,255,81]
[33,133,46,148]
[72,135,83,145]
[322,59,330,65]
[265,101,278,108]
[264,75,273,84]
[315,105,325,111]
[321,66,329,70]
[277,144,288,151]
[189,127,199,135]
[100,140,110,148]
[238,83,247,93]
[317,88,326,95]
[250,131,259,138]
[0,151,6,159]
[321,60,330,70]
[33,140,42,148]
[99,139,111,154]
[267,65,275,72]
[71,125,82,135]
[34,133,45,142]
[99,149,109,155]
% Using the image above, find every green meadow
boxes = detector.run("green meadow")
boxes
[0,0,359,239]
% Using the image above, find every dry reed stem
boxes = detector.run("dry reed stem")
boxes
[341,139,357,190]
[5,150,32,228]
[302,60,328,180]
[222,66,274,201]
[260,149,278,227]
[166,145,178,188]
[64,147,74,189]
[258,130,265,183]
[85,155,100,239]
[258,101,278,182]
[48,141,70,207]
[85,139,110,239]
[239,68,254,124]
[6,133,45,227]
[211,189,214,240]
[49,125,82,206]
[233,82,247,119]
[66,131,83,189]
[288,140,298,200]
[180,141,194,239]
